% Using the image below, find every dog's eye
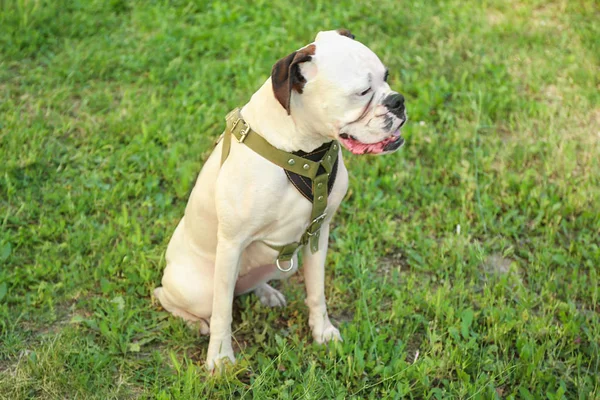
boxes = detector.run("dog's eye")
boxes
[359,88,371,96]
[384,70,389,82]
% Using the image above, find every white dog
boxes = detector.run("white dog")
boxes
[154,29,407,370]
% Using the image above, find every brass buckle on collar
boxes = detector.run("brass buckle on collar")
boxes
[231,118,250,143]
[306,213,327,236]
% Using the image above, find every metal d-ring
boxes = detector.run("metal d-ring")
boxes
[276,257,294,272]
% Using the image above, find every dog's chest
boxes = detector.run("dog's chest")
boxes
[214,143,349,270]
[251,157,349,251]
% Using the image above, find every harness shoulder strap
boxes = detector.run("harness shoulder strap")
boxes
[220,109,238,167]
[222,109,323,178]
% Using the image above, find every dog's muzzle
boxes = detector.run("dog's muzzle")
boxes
[383,93,406,118]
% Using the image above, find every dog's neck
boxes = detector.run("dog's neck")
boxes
[240,79,332,153]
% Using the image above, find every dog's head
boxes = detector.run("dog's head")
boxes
[271,29,407,155]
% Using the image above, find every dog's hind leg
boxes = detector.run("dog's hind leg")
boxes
[154,287,211,335]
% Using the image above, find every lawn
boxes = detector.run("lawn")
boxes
[1,0,599,398]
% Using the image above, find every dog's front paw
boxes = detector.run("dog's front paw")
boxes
[314,323,342,344]
[310,316,342,344]
[206,343,235,373]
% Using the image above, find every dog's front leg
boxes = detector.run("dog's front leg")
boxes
[206,237,243,371]
[302,224,342,344]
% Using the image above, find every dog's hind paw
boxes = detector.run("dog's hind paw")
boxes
[186,318,210,336]
[254,283,287,308]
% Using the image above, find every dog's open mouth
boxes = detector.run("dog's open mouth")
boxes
[338,130,405,155]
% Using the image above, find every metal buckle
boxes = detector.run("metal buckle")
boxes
[238,125,250,143]
[232,118,250,143]
[306,213,327,236]
[276,257,294,272]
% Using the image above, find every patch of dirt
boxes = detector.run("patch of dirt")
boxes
[486,10,505,26]
[331,309,355,324]
[404,328,426,364]
[590,108,600,140]
[482,254,512,276]
[0,300,87,378]
[530,2,568,31]
[541,84,564,105]
[378,251,412,278]
[479,253,524,289]
[378,250,438,287]
[10,300,79,339]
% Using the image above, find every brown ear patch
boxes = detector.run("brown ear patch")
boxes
[336,29,355,40]
[271,44,316,114]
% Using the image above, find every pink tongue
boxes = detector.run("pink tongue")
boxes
[351,142,384,154]
[345,136,395,154]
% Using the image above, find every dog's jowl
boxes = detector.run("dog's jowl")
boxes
[154,29,407,371]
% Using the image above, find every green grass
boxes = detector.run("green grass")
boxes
[1,0,599,398]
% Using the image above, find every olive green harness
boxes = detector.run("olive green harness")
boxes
[220,108,340,272]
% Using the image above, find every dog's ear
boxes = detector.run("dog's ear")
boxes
[271,44,316,115]
[336,28,355,40]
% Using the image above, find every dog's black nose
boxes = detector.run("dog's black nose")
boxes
[383,93,405,116]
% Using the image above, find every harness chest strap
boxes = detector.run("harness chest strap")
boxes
[219,108,339,267]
